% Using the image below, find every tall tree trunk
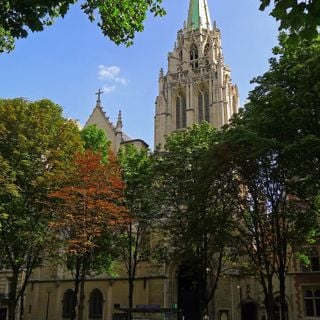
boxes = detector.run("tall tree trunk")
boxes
[72,258,81,320]
[77,263,86,320]
[19,293,24,320]
[128,222,133,320]
[128,277,134,314]
[264,277,275,320]
[279,268,287,320]
[8,272,19,320]
[8,302,16,320]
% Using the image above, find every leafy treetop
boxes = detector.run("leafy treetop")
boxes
[259,0,320,42]
[81,124,110,161]
[0,0,165,53]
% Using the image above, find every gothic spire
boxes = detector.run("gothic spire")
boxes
[187,0,212,30]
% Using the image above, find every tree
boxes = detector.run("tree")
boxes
[219,35,320,320]
[117,144,156,318]
[153,123,237,320]
[245,34,320,202]
[81,124,110,161]
[259,0,320,42]
[49,150,126,320]
[0,0,165,53]
[219,123,315,320]
[0,98,82,320]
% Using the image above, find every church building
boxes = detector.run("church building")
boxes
[1,1,317,320]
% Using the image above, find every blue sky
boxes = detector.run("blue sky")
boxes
[0,0,278,148]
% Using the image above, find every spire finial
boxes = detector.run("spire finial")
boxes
[95,88,104,107]
[116,110,123,130]
[159,68,164,79]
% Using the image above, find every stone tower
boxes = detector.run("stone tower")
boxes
[154,0,239,148]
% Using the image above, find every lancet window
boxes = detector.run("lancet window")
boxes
[179,50,183,61]
[62,289,76,319]
[198,90,210,123]
[190,44,198,69]
[176,95,187,129]
[89,289,104,319]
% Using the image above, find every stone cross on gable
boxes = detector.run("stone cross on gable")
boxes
[95,89,104,108]
[95,88,104,102]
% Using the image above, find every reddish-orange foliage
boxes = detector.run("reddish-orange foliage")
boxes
[49,150,127,254]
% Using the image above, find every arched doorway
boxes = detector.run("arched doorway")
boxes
[177,265,200,320]
[241,302,258,320]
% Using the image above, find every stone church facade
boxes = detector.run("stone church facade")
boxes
[1,1,319,320]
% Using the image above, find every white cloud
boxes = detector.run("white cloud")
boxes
[115,77,128,85]
[98,65,120,80]
[103,85,116,94]
[98,65,129,94]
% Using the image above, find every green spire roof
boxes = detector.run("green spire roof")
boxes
[187,0,212,30]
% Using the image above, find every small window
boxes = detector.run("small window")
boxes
[62,289,76,319]
[304,287,320,317]
[204,43,210,55]
[311,255,320,271]
[89,289,103,319]
[301,248,320,272]
[190,44,198,69]
[190,44,198,60]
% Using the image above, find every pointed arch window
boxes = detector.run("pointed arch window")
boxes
[89,289,104,319]
[62,289,76,319]
[176,95,186,129]
[190,44,198,69]
[198,90,209,123]
[204,43,210,56]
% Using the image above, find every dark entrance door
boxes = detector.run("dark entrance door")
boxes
[241,302,257,320]
[177,265,200,320]
[0,308,7,320]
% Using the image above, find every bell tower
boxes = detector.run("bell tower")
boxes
[154,0,239,148]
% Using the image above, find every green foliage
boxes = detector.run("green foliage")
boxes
[153,123,237,314]
[218,35,320,320]
[0,0,165,53]
[81,124,110,160]
[259,0,320,42]
[117,144,157,309]
[0,98,82,319]
[119,144,153,207]
[246,34,320,198]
